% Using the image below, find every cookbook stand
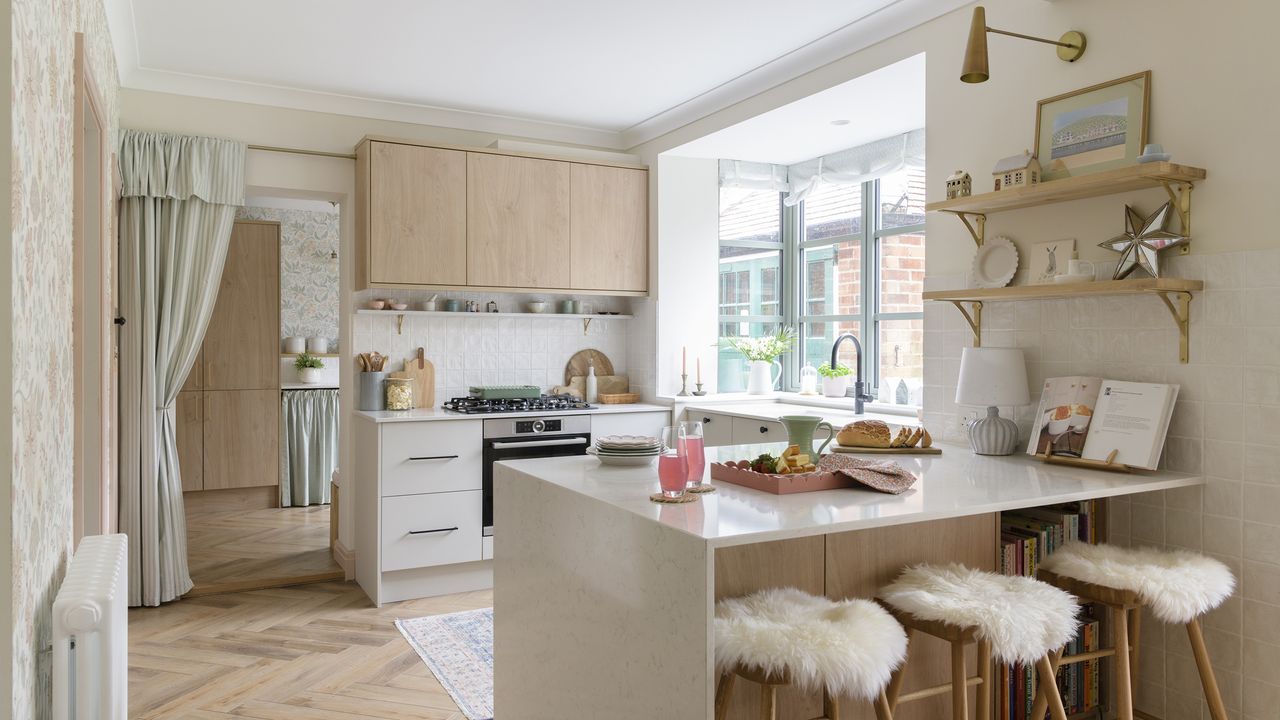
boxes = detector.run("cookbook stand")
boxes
[1038,448,1133,474]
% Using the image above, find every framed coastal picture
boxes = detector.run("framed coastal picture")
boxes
[1035,71,1151,182]
[1029,238,1075,284]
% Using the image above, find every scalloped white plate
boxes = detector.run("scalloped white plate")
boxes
[970,235,1019,288]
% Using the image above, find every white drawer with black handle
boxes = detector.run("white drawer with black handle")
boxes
[380,420,482,497]
[381,490,482,571]
[731,416,785,444]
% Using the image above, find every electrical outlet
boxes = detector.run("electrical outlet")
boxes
[958,411,980,436]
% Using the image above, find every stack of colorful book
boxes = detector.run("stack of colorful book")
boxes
[997,501,1105,719]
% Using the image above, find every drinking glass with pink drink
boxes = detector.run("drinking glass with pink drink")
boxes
[658,426,688,499]
[681,421,706,489]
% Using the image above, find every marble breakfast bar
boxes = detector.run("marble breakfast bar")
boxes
[492,444,1203,720]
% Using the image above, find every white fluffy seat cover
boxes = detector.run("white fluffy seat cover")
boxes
[879,564,1079,666]
[1039,542,1235,624]
[714,587,907,700]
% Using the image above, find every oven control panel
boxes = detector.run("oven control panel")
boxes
[515,419,561,434]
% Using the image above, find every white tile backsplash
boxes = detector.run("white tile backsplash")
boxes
[924,248,1280,718]
[354,289,633,402]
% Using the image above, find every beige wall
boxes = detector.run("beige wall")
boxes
[11,0,119,717]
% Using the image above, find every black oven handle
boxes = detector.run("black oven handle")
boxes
[407,526,459,535]
[407,454,459,461]
[489,437,589,450]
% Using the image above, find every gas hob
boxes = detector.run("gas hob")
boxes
[442,394,594,414]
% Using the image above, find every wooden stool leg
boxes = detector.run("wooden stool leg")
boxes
[760,682,777,720]
[1029,648,1063,720]
[951,640,968,720]
[1113,605,1134,720]
[873,690,893,720]
[1128,606,1143,692]
[823,689,841,720]
[1034,655,1069,720]
[976,638,991,720]
[885,628,911,713]
[1187,618,1229,720]
[714,672,735,720]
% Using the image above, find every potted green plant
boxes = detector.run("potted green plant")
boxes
[817,362,853,398]
[726,327,796,395]
[295,352,325,384]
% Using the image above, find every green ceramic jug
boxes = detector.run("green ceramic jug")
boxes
[778,415,835,456]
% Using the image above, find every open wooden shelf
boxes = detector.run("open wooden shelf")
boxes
[921,277,1202,303]
[355,308,632,336]
[926,278,1203,363]
[926,163,1205,216]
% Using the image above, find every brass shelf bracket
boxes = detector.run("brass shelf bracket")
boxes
[1154,290,1192,363]
[395,314,405,335]
[943,211,987,247]
[582,318,593,336]
[1158,180,1194,254]
[949,300,984,347]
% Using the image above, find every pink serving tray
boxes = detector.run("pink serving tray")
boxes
[709,462,860,495]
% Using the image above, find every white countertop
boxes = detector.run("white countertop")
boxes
[685,401,919,430]
[353,402,671,423]
[282,382,339,390]
[496,442,1202,548]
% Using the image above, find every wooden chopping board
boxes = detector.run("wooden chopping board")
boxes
[831,444,941,455]
[388,348,435,408]
[563,349,614,385]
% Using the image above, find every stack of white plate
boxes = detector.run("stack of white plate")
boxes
[589,435,663,466]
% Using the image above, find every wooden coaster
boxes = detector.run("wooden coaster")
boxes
[685,484,717,494]
[649,492,699,504]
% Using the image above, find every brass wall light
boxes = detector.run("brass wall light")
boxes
[961,6,1086,83]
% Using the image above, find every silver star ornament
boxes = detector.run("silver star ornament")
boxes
[1098,202,1189,279]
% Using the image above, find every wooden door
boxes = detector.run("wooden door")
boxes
[467,153,570,289]
[180,348,202,392]
[202,389,279,491]
[368,142,467,286]
[176,391,204,492]
[570,164,647,292]
[203,221,279,391]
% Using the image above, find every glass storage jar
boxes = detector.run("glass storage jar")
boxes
[799,364,819,395]
[385,377,414,410]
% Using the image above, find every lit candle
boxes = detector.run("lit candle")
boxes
[697,357,701,384]
[682,346,687,375]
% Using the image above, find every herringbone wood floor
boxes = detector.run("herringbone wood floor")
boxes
[186,503,344,596]
[129,581,492,719]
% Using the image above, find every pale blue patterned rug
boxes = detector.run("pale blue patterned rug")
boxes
[395,608,494,720]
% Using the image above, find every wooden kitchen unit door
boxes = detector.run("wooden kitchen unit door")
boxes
[368,142,467,286]
[467,152,571,289]
[175,391,203,492]
[570,163,647,292]
[202,220,280,391]
[202,389,279,491]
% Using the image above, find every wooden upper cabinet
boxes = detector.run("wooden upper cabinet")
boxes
[203,221,280,391]
[365,142,467,287]
[570,164,648,292]
[466,153,571,290]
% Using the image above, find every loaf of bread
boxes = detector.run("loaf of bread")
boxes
[836,420,892,448]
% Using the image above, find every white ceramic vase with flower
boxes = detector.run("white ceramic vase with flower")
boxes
[726,328,796,395]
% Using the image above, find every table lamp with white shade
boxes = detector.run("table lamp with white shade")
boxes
[955,347,1030,455]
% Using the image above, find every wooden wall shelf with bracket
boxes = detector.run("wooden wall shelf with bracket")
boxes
[926,162,1206,247]
[923,278,1203,363]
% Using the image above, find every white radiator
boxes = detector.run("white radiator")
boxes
[53,533,128,720]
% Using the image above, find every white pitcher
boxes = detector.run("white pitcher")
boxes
[745,360,781,395]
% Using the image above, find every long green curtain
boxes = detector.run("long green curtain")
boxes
[118,130,245,606]
[280,389,339,507]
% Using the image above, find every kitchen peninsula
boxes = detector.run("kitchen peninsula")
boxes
[492,444,1202,720]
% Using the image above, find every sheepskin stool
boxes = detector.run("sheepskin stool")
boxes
[878,564,1079,720]
[714,587,907,720]
[1039,543,1236,720]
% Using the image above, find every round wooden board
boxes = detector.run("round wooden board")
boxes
[563,349,614,385]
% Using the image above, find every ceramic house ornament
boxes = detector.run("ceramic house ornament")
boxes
[946,170,972,199]
[992,151,1041,191]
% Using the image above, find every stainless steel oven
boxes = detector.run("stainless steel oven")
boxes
[482,415,591,537]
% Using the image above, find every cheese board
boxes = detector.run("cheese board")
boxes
[709,463,856,495]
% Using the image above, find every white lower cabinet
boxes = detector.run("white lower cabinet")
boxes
[732,416,785,444]
[380,491,482,571]
[688,411,733,446]
[591,410,670,440]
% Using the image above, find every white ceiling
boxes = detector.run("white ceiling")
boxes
[106,0,966,149]
[667,53,924,165]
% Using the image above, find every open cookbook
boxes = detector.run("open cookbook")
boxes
[1026,376,1179,470]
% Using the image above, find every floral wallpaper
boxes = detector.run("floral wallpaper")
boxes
[12,0,120,717]
[235,206,341,352]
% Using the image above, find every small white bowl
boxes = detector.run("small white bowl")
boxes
[366,300,386,310]
[389,303,408,311]
[526,301,547,313]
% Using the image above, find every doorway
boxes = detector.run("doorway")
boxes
[177,200,344,596]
